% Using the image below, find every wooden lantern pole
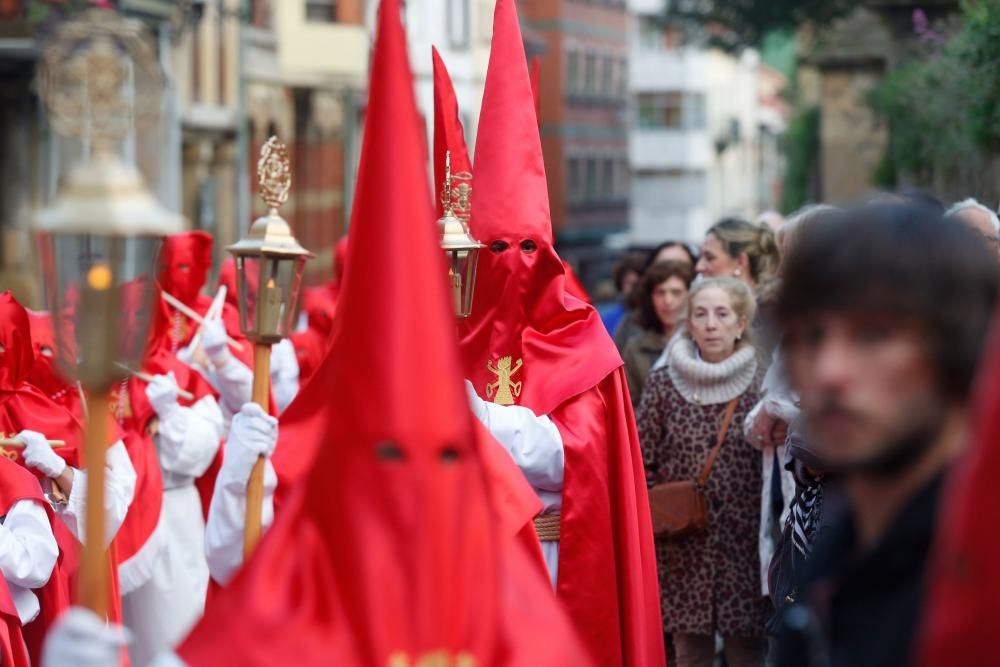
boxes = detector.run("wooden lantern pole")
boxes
[78,390,110,618]
[233,137,311,560]
[243,342,272,558]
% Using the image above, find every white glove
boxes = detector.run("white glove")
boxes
[202,318,231,367]
[465,380,488,424]
[17,429,66,478]
[221,402,278,486]
[145,372,180,418]
[42,606,131,667]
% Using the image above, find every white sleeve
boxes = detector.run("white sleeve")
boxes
[0,499,58,590]
[58,440,137,546]
[270,339,299,413]
[204,458,276,585]
[478,402,564,492]
[155,396,224,478]
[213,358,254,417]
[760,349,800,424]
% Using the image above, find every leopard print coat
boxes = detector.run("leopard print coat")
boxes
[637,366,772,638]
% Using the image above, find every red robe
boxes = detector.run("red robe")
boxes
[456,2,664,664]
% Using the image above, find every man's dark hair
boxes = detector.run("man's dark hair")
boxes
[778,203,999,400]
[636,260,696,333]
[612,251,649,294]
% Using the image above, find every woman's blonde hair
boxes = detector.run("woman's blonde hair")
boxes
[708,218,780,284]
[684,277,757,340]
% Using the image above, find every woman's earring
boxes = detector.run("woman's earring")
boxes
[734,269,743,278]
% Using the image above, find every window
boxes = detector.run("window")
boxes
[447,0,470,48]
[636,92,706,130]
[252,0,273,29]
[618,59,628,97]
[601,57,614,98]
[306,0,336,22]
[585,158,597,199]
[637,17,664,51]
[566,51,580,96]
[568,157,582,203]
[583,53,597,97]
[601,158,614,198]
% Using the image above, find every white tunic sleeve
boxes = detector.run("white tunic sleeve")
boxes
[58,440,137,546]
[204,459,277,585]
[155,396,224,479]
[0,498,58,623]
[478,401,564,492]
[212,358,254,418]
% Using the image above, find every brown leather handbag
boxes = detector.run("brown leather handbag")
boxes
[648,398,739,539]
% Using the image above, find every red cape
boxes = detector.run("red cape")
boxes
[918,315,1000,664]
[0,577,29,667]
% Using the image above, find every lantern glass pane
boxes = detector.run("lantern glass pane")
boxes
[448,246,480,318]
[38,233,161,388]
[235,255,260,338]
[235,254,305,342]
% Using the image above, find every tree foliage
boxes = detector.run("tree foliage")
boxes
[870,0,1000,196]
[663,0,862,48]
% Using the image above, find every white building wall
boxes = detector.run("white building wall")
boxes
[400,0,494,186]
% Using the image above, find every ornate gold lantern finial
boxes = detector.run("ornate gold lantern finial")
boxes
[227,136,312,346]
[38,8,163,154]
[257,135,292,214]
[438,151,484,319]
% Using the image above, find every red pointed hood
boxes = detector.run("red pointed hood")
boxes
[178,2,582,664]
[432,47,473,219]
[24,310,78,412]
[0,292,82,469]
[158,230,212,306]
[457,0,620,417]
[0,293,36,392]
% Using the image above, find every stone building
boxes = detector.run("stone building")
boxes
[797,0,959,203]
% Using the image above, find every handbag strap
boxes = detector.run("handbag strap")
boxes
[696,398,739,488]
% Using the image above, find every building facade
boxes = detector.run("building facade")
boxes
[521,0,630,247]
[244,0,368,282]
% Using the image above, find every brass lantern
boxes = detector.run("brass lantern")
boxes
[31,10,184,618]
[227,137,313,345]
[439,152,483,318]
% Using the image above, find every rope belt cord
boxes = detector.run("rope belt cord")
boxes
[533,512,561,542]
